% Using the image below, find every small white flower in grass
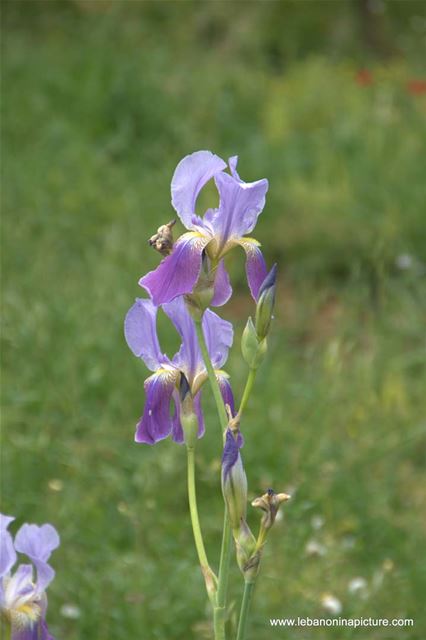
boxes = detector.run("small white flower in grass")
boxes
[305,539,327,557]
[60,604,81,619]
[321,593,342,616]
[348,577,368,597]
[311,515,325,530]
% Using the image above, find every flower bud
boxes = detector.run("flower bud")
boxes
[252,488,291,532]
[241,317,267,369]
[221,428,247,530]
[179,373,198,448]
[255,264,277,340]
[235,519,259,580]
[148,219,176,256]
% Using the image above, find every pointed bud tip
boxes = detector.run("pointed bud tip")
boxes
[258,263,277,299]
[179,372,191,402]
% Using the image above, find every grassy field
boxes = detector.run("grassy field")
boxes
[2,3,426,639]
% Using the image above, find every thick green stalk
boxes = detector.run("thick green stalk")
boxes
[236,581,255,640]
[194,318,231,639]
[187,446,217,603]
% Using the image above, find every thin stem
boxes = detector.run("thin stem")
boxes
[237,368,257,418]
[236,581,255,640]
[194,317,232,639]
[194,319,228,431]
[187,446,217,603]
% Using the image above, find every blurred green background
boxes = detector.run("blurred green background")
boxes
[2,1,426,638]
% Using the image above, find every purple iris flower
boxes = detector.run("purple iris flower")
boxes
[124,296,235,444]
[0,514,59,640]
[221,428,247,530]
[139,150,269,306]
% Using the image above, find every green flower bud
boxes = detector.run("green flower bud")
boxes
[179,373,198,448]
[241,317,267,369]
[255,264,277,340]
[235,519,259,580]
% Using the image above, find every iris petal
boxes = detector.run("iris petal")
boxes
[210,259,232,307]
[171,150,227,228]
[124,298,168,371]
[237,238,268,301]
[139,232,210,306]
[135,370,177,444]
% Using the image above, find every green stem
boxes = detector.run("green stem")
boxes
[187,446,217,603]
[236,581,255,640]
[194,319,228,431]
[237,368,257,418]
[194,317,232,639]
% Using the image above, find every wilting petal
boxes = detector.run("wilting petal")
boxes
[171,150,227,228]
[0,514,16,578]
[124,298,168,371]
[164,297,201,381]
[210,259,232,306]
[14,525,59,594]
[238,238,268,301]
[202,310,233,370]
[139,232,210,306]
[135,370,177,444]
[216,372,235,416]
[212,170,268,246]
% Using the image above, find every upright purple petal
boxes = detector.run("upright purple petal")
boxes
[124,298,167,371]
[202,309,233,369]
[0,514,16,577]
[135,370,177,444]
[238,238,268,301]
[210,259,232,307]
[222,428,241,481]
[139,232,210,306]
[14,524,59,594]
[164,297,200,379]
[212,171,268,246]
[171,151,227,228]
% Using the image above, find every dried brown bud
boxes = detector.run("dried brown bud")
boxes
[252,488,291,531]
[148,220,176,256]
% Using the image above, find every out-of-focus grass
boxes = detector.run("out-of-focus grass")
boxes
[2,4,426,639]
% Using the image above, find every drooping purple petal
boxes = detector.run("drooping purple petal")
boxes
[216,374,235,417]
[210,259,232,307]
[164,297,201,382]
[171,150,227,228]
[124,298,168,371]
[202,309,233,370]
[14,524,59,594]
[212,170,268,246]
[238,238,268,301]
[0,513,16,577]
[193,391,205,439]
[11,620,40,640]
[135,370,177,444]
[139,232,210,306]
